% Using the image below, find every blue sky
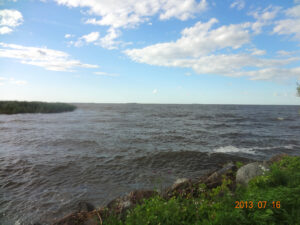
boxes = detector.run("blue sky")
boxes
[0,0,300,104]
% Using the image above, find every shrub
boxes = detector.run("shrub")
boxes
[103,156,300,225]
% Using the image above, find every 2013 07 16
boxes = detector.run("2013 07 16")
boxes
[235,201,281,209]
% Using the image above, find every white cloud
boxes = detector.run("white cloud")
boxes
[152,89,158,94]
[64,33,73,38]
[72,28,124,49]
[56,0,207,50]
[81,31,100,43]
[230,0,245,10]
[126,51,299,80]
[274,19,300,40]
[125,19,251,61]
[250,48,266,56]
[0,9,23,34]
[0,26,12,34]
[72,32,100,47]
[124,20,300,81]
[0,9,23,27]
[158,0,207,20]
[97,28,121,49]
[236,67,300,80]
[273,5,300,40]
[94,71,118,77]
[56,0,207,29]
[286,4,300,17]
[0,42,98,71]
[277,50,296,56]
[249,6,280,34]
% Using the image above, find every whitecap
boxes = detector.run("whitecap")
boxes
[213,145,256,155]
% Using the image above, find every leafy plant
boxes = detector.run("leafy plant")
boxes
[103,156,300,225]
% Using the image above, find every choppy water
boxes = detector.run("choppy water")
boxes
[0,104,299,225]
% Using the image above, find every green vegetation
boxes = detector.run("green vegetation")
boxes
[297,82,300,97]
[104,156,300,225]
[235,161,244,169]
[0,101,76,114]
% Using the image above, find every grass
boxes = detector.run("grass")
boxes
[103,156,300,225]
[0,101,76,114]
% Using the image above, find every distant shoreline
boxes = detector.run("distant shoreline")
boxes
[0,101,76,114]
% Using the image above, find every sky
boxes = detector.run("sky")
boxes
[0,0,300,104]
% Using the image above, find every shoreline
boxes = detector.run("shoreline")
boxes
[50,153,296,225]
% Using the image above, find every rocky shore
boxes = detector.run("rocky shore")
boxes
[50,153,290,225]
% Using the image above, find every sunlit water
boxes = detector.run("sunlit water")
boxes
[0,104,299,225]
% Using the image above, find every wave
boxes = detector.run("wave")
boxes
[289,125,300,129]
[192,115,214,120]
[213,144,297,155]
[213,146,256,154]
[268,117,295,122]
[129,150,252,171]
[219,132,259,139]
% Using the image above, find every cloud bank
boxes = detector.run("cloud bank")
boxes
[0,42,98,71]
[124,17,300,80]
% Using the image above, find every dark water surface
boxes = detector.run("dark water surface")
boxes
[0,104,300,224]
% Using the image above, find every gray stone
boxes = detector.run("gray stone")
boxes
[77,201,95,212]
[172,178,189,189]
[206,162,236,183]
[236,162,269,186]
[107,190,157,214]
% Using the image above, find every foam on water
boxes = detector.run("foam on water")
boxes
[213,144,297,155]
[213,145,257,155]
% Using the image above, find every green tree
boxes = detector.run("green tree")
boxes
[297,82,300,97]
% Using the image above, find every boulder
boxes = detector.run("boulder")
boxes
[51,208,108,225]
[107,190,157,214]
[51,211,94,225]
[172,178,189,189]
[163,178,193,199]
[236,162,269,186]
[77,201,95,212]
[205,162,237,189]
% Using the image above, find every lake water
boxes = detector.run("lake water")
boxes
[0,104,299,224]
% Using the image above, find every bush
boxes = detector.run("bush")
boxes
[104,156,300,225]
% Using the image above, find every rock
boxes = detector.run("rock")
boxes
[206,162,236,182]
[128,190,158,204]
[51,209,106,225]
[107,190,157,214]
[236,162,269,186]
[51,212,89,225]
[163,178,194,199]
[77,201,95,212]
[204,162,237,189]
[172,178,189,189]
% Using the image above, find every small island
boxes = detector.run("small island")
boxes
[0,101,76,114]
